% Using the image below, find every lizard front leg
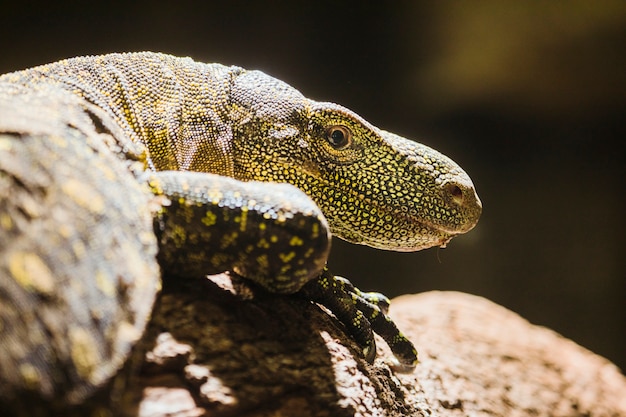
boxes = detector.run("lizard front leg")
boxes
[150,170,417,369]
[151,170,331,293]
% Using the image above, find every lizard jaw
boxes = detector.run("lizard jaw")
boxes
[328,181,481,252]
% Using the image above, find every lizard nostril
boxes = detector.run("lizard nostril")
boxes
[445,182,464,205]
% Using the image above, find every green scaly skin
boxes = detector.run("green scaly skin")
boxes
[0,52,481,400]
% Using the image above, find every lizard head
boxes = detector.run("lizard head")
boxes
[230,71,482,251]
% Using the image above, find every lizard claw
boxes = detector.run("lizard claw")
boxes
[301,268,417,369]
[334,276,391,314]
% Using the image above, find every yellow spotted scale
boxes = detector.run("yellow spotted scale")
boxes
[0,52,481,407]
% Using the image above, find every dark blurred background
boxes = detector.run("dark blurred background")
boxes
[2,1,624,371]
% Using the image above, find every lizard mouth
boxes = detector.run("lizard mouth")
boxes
[285,159,481,251]
[332,214,454,252]
[328,189,461,252]
[329,175,481,252]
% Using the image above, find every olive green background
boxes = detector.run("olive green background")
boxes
[2,1,624,371]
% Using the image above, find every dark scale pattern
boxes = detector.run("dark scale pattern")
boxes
[152,170,331,294]
[0,52,482,391]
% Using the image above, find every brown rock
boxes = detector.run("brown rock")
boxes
[122,277,626,416]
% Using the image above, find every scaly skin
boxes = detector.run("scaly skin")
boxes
[1,52,480,250]
[0,52,481,407]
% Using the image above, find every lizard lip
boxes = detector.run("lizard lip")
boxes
[337,194,470,252]
[436,235,455,249]
[355,181,481,251]
[372,185,481,232]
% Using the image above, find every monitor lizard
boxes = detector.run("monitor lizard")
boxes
[0,52,481,406]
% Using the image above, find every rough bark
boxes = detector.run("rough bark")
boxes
[119,274,626,417]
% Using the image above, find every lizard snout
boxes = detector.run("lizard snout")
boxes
[442,179,482,233]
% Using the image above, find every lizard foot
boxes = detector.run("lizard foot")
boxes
[301,268,418,371]
[333,275,391,314]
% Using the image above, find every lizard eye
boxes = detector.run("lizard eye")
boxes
[325,125,352,149]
